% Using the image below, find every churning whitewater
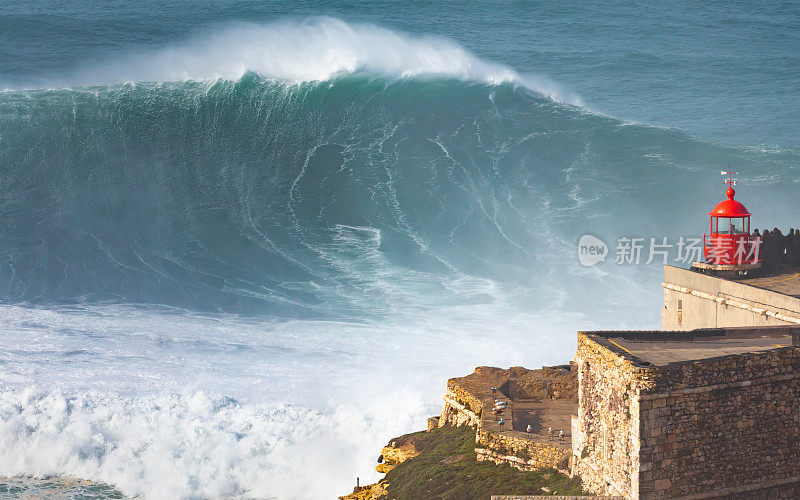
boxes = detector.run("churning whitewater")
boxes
[0,16,798,500]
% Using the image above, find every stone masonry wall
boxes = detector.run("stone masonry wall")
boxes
[439,382,485,427]
[638,348,800,498]
[575,330,800,499]
[476,431,570,471]
[573,333,656,498]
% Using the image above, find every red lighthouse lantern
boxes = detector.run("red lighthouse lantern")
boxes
[703,169,759,265]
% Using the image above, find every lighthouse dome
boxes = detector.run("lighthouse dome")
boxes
[708,187,750,217]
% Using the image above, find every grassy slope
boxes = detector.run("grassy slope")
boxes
[382,425,585,499]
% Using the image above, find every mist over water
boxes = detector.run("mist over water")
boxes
[0,9,799,500]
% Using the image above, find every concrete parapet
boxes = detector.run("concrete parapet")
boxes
[662,265,800,329]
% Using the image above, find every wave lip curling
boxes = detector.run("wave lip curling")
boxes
[45,17,581,105]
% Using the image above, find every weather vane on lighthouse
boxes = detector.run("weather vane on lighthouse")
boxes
[722,166,738,189]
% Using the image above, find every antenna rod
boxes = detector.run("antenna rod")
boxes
[721,166,738,187]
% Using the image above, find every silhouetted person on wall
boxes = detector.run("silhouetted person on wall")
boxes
[791,229,800,266]
[783,229,790,265]
[761,229,772,269]
[751,229,761,266]
[773,228,784,266]
[792,229,800,266]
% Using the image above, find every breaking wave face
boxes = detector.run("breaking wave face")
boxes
[2,74,797,317]
[1,17,799,500]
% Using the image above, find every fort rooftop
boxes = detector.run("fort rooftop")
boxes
[594,326,798,366]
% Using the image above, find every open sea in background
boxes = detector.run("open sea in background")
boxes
[0,1,798,498]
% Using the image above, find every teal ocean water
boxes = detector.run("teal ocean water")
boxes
[0,2,798,498]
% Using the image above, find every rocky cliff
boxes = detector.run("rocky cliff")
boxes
[339,365,585,499]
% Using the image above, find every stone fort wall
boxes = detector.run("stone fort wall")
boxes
[573,332,654,498]
[475,431,570,472]
[637,346,800,498]
[574,330,800,499]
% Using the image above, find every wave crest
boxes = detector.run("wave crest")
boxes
[26,17,581,105]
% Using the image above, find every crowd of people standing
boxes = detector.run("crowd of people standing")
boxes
[754,228,800,269]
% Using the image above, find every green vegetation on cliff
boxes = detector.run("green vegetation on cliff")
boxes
[382,425,584,499]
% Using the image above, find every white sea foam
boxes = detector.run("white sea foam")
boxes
[0,386,428,499]
[45,17,581,105]
[0,284,623,499]
[0,290,609,499]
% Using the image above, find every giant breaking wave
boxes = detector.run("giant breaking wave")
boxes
[0,17,798,500]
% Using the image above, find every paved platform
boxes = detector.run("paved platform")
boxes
[512,398,573,447]
[738,265,800,298]
[601,328,797,366]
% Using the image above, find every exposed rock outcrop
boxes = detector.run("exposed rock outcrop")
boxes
[375,435,420,473]
[339,434,421,499]
[338,481,387,500]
